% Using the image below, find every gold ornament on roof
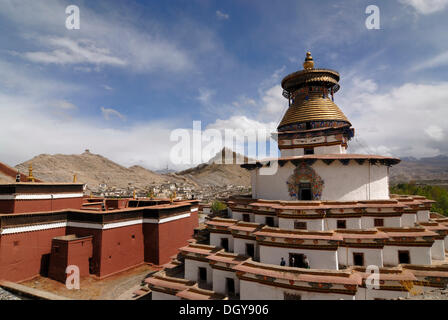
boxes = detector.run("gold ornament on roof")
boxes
[27,163,35,182]
[73,174,77,183]
[303,51,314,70]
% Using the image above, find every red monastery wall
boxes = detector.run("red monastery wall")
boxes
[97,224,145,278]
[157,213,198,265]
[13,198,83,213]
[0,227,66,282]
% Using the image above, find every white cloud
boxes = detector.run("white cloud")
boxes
[412,50,448,70]
[339,78,448,158]
[216,10,229,20]
[232,96,257,108]
[425,125,444,141]
[0,1,194,74]
[52,100,77,110]
[261,85,287,115]
[207,115,276,133]
[23,37,127,66]
[399,0,448,14]
[102,85,113,91]
[100,107,125,121]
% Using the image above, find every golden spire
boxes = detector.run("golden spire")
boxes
[133,189,136,199]
[303,51,314,70]
[73,174,77,183]
[27,163,35,182]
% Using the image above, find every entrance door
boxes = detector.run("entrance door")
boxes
[198,267,207,282]
[353,252,364,266]
[289,253,308,268]
[245,243,255,259]
[220,238,229,251]
[398,251,410,264]
[298,183,312,200]
[226,278,235,296]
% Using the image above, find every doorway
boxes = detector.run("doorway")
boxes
[298,183,312,200]
[398,251,411,264]
[353,252,364,266]
[289,253,308,268]
[226,278,235,296]
[198,267,207,282]
[220,238,229,252]
[245,243,255,259]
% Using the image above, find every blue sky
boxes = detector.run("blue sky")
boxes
[0,0,447,170]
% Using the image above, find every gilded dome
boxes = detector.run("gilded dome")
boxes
[278,91,351,130]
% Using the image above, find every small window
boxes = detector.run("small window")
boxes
[337,220,346,229]
[374,219,384,227]
[13,241,20,246]
[353,252,364,266]
[398,251,410,264]
[226,278,235,295]
[220,238,229,252]
[242,214,250,222]
[294,221,307,230]
[284,292,302,300]
[304,148,314,155]
[131,234,135,239]
[265,217,275,227]
[198,267,207,281]
[245,243,255,258]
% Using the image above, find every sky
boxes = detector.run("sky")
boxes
[0,0,447,170]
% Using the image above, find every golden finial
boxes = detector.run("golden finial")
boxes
[303,51,314,70]
[169,191,176,203]
[133,189,136,199]
[27,163,35,182]
[73,174,77,183]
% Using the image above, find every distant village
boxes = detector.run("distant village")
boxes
[93,181,251,202]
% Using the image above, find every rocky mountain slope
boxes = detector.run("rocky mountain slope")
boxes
[14,148,251,193]
[389,155,448,183]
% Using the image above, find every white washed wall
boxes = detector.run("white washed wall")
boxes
[361,216,402,229]
[401,214,417,227]
[417,210,430,222]
[278,218,324,231]
[231,211,254,222]
[210,233,234,252]
[253,162,390,202]
[431,239,445,260]
[337,247,383,267]
[184,259,213,286]
[325,218,362,230]
[383,246,431,266]
[239,279,355,300]
[233,238,259,260]
[259,245,338,269]
[212,269,240,295]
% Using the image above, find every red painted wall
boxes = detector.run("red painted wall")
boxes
[97,224,145,278]
[48,237,93,283]
[0,200,14,213]
[0,227,66,282]
[13,197,83,214]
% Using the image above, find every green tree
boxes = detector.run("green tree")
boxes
[390,183,448,216]
[211,200,227,214]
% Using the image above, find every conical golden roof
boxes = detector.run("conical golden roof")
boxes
[278,92,350,129]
